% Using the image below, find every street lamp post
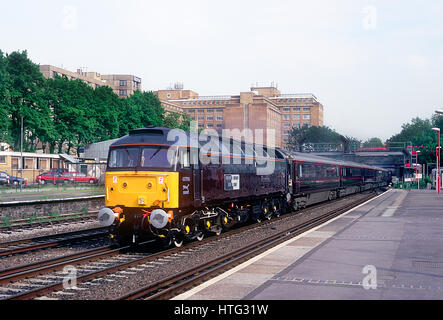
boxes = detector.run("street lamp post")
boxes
[434,108,443,194]
[432,127,441,194]
[416,150,421,189]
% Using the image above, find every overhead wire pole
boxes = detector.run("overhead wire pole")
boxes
[432,127,441,194]
[20,115,23,193]
[416,151,421,189]
[434,108,443,194]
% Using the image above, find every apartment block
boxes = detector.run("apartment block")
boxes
[154,84,324,148]
[39,65,142,98]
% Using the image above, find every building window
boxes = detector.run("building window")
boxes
[12,157,19,169]
[206,116,214,121]
[25,158,34,169]
[216,108,223,113]
[198,116,204,121]
[0,155,5,164]
[198,124,204,128]
[283,115,290,120]
[206,109,214,113]
[293,115,300,120]
[52,71,58,78]
[303,115,311,120]
[304,107,311,112]
[119,90,127,96]
[38,158,48,170]
[216,116,223,121]
[207,123,214,128]
[284,130,291,135]
[283,107,290,112]
[293,107,300,112]
[187,109,195,113]
[198,109,204,113]
[216,124,223,129]
[120,80,127,86]
[283,123,290,127]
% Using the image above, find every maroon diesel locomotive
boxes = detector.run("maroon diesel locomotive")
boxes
[98,127,391,247]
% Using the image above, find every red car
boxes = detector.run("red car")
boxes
[58,172,98,184]
[37,172,98,185]
[36,172,61,185]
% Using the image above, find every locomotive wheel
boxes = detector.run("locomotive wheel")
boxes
[173,236,184,248]
[272,200,281,218]
[263,205,273,221]
[196,231,204,241]
[220,212,231,231]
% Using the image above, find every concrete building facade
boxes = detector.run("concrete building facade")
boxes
[39,65,142,98]
[154,85,324,149]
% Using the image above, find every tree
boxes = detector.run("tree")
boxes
[387,117,435,164]
[362,137,385,148]
[5,50,54,152]
[163,111,192,131]
[287,125,342,151]
[119,91,164,136]
[0,50,12,144]
[91,85,122,141]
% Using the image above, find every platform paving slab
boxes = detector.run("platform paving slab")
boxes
[174,190,443,300]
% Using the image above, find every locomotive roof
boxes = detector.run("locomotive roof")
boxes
[111,127,282,152]
[111,127,388,172]
[286,152,388,171]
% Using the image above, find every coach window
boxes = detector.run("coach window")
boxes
[326,166,337,177]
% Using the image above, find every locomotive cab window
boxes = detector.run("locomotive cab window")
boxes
[141,146,176,169]
[108,148,140,168]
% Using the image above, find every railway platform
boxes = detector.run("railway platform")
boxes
[174,189,443,300]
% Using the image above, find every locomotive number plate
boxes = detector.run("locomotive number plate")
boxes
[224,174,240,191]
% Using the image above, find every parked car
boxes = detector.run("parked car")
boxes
[59,172,98,184]
[0,171,27,186]
[0,172,8,185]
[36,172,61,185]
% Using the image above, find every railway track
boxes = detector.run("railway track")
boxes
[118,192,378,300]
[0,191,380,300]
[0,212,99,232]
[0,227,109,257]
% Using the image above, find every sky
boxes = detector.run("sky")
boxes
[1,0,442,141]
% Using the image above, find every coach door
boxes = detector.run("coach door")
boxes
[191,149,203,206]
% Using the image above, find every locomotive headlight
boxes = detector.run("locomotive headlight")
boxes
[150,209,169,229]
[98,208,115,227]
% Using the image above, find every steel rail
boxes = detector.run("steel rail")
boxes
[0,227,109,257]
[4,191,379,300]
[118,193,377,300]
[0,245,114,280]
[0,212,99,232]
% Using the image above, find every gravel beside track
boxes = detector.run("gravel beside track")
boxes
[0,237,112,271]
[18,191,377,300]
[0,219,103,243]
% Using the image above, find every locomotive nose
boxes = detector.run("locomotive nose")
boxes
[98,208,115,227]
